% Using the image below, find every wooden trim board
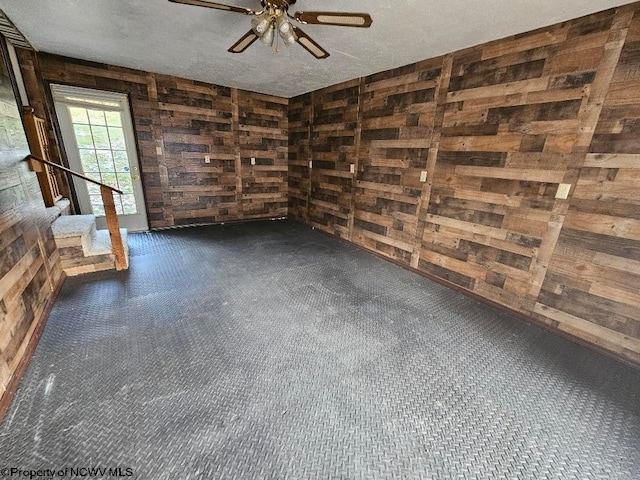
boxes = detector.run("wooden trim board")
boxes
[0,273,66,423]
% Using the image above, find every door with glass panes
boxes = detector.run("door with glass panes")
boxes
[52,84,148,232]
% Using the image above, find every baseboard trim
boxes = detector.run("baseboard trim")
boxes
[301,221,640,371]
[0,272,66,423]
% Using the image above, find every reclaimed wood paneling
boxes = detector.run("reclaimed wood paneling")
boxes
[353,59,444,265]
[308,79,360,239]
[0,56,63,401]
[419,8,626,313]
[155,75,239,225]
[287,93,311,222]
[288,2,640,365]
[535,4,640,364]
[237,90,288,219]
[17,52,289,229]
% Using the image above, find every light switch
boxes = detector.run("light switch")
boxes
[309,161,313,169]
[156,146,162,156]
[251,157,256,166]
[420,171,428,182]
[204,155,210,164]
[350,164,355,174]
[555,183,571,199]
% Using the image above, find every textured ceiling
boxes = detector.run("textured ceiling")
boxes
[0,0,633,97]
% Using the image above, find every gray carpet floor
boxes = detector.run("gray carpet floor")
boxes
[1,220,639,479]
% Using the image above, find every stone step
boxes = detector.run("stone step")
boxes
[91,228,129,263]
[51,214,129,276]
[51,214,96,255]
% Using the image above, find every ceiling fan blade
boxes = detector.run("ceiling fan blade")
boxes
[293,27,329,59]
[293,11,373,28]
[228,30,259,53]
[168,0,255,15]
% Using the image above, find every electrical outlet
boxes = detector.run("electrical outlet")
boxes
[204,155,210,164]
[156,146,162,156]
[555,183,571,199]
[251,157,256,166]
[420,171,428,182]
[350,164,355,174]
[309,161,313,169]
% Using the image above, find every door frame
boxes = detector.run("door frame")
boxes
[50,83,149,232]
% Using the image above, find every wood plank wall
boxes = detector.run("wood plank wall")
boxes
[237,90,288,219]
[357,57,446,265]
[17,52,288,229]
[289,2,640,365]
[308,79,360,239]
[288,93,311,222]
[0,54,63,399]
[535,7,640,362]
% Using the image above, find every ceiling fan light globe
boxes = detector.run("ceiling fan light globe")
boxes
[259,26,275,46]
[279,28,297,47]
[251,13,271,35]
[276,15,292,34]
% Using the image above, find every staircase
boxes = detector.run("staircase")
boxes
[51,214,129,276]
[24,113,129,276]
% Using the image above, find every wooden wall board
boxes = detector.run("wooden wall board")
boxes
[308,79,360,239]
[287,93,311,223]
[416,8,621,313]
[17,52,289,229]
[289,2,640,366]
[354,58,445,264]
[237,90,288,219]
[155,75,240,225]
[0,51,63,403]
[534,5,640,353]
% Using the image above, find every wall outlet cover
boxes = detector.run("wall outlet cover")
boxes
[420,171,428,182]
[556,183,571,199]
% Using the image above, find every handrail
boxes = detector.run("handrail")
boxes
[26,154,123,195]
[26,153,128,271]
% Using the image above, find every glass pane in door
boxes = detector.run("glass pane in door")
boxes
[68,106,137,216]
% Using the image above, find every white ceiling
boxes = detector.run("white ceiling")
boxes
[0,0,633,98]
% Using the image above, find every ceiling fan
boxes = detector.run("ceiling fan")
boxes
[168,0,372,59]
